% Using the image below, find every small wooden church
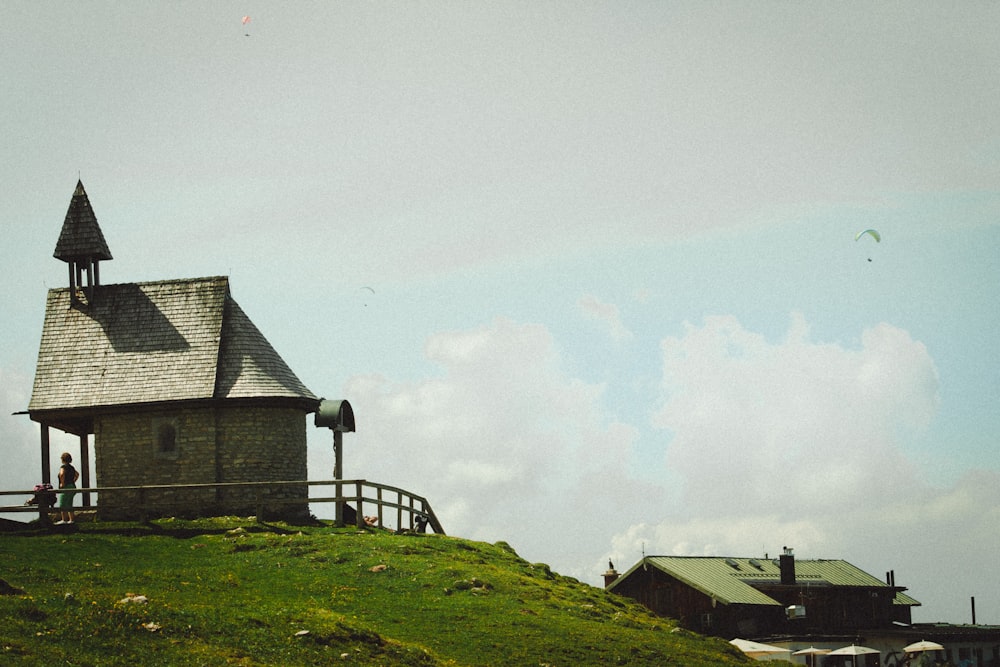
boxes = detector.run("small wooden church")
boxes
[27,181,321,520]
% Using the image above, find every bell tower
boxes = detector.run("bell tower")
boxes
[53,180,112,305]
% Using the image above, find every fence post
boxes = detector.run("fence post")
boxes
[376,486,384,529]
[355,481,364,529]
[255,486,263,523]
[335,480,343,527]
[39,496,52,527]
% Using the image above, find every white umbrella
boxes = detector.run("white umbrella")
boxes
[829,644,879,667]
[903,640,944,653]
[730,638,791,660]
[793,646,830,667]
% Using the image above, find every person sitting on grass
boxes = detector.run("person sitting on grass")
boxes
[56,452,79,525]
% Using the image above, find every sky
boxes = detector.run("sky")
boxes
[2,2,999,625]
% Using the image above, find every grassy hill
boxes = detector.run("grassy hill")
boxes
[0,517,755,666]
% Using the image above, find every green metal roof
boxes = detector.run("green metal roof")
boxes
[612,556,920,607]
[644,556,783,606]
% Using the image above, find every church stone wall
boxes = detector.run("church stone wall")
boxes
[94,404,309,520]
[215,405,309,518]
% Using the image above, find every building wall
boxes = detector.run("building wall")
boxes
[754,582,905,631]
[610,565,785,637]
[94,403,308,519]
[215,404,309,519]
[215,405,307,484]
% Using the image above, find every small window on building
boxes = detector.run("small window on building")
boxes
[154,419,179,458]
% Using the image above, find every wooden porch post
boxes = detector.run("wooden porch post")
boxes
[40,424,51,485]
[38,425,53,526]
[79,433,91,507]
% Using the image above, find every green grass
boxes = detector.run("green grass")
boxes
[0,517,754,666]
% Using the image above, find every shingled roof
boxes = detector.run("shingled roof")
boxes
[53,180,113,262]
[29,276,317,415]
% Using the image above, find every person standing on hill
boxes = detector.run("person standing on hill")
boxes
[57,452,79,525]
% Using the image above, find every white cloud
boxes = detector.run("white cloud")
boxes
[336,317,656,572]
[608,516,826,563]
[652,315,939,516]
[578,294,633,342]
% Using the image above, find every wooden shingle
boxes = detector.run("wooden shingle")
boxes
[29,276,316,413]
[53,180,112,262]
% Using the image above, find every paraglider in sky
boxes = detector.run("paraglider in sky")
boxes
[361,286,374,307]
[242,15,251,37]
[855,228,880,261]
[854,229,881,243]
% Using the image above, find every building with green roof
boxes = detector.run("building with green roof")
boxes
[606,548,1000,665]
[606,547,919,639]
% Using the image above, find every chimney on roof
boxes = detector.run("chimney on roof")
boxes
[54,180,113,305]
[603,560,620,588]
[779,546,796,585]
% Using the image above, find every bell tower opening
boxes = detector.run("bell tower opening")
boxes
[53,180,113,306]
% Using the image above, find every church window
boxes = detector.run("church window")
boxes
[154,418,179,458]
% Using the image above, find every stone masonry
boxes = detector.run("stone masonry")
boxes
[96,404,308,520]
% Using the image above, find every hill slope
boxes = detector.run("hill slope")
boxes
[0,518,753,665]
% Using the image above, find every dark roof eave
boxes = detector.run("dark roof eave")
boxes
[30,396,321,427]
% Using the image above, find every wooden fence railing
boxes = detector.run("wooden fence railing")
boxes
[0,479,444,535]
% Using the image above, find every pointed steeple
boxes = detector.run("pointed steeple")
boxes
[54,180,112,303]
[54,180,112,262]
